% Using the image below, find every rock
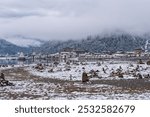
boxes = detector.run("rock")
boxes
[64,68,71,71]
[66,61,70,65]
[97,62,101,66]
[82,72,89,82]
[135,65,140,71]
[0,80,14,87]
[48,69,53,73]
[137,59,144,64]
[82,67,85,69]
[89,70,98,78]
[147,60,150,65]
[35,63,44,70]
[144,74,150,79]
[102,68,106,73]
[137,73,143,79]
[70,74,73,80]
[117,73,124,78]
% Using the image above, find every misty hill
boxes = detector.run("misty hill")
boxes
[0,39,31,55]
[2,35,45,47]
[1,32,150,55]
[38,33,150,54]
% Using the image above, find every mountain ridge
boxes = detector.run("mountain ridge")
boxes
[37,33,150,54]
[2,35,45,47]
[0,32,150,55]
[0,38,31,55]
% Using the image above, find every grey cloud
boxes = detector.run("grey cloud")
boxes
[0,0,55,18]
[0,0,100,18]
[0,0,150,40]
[0,8,46,18]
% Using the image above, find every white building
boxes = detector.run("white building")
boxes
[59,51,78,63]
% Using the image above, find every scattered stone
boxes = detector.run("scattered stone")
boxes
[89,69,98,77]
[147,60,150,65]
[137,73,143,79]
[102,68,106,74]
[82,72,89,83]
[143,74,150,79]
[48,69,53,73]
[35,63,44,70]
[66,61,70,65]
[70,74,73,80]
[0,73,14,87]
[97,62,101,66]
[137,59,144,64]
[135,65,140,71]
[117,72,124,78]
[0,80,14,87]
[82,67,85,70]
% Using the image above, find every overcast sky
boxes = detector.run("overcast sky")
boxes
[0,0,150,40]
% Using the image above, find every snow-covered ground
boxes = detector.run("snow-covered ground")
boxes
[27,61,150,81]
[1,80,150,100]
[1,61,150,100]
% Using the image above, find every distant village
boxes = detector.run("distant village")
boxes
[0,47,150,65]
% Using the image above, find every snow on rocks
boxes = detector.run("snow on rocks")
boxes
[27,61,150,81]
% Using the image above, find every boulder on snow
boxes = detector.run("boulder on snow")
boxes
[137,73,143,79]
[0,80,14,87]
[147,60,150,65]
[82,72,89,82]
[137,59,144,64]
[0,73,14,87]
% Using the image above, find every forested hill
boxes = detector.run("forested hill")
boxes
[38,33,150,53]
[1,33,150,55]
[0,39,30,55]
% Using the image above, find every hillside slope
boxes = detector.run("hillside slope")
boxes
[38,33,150,53]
